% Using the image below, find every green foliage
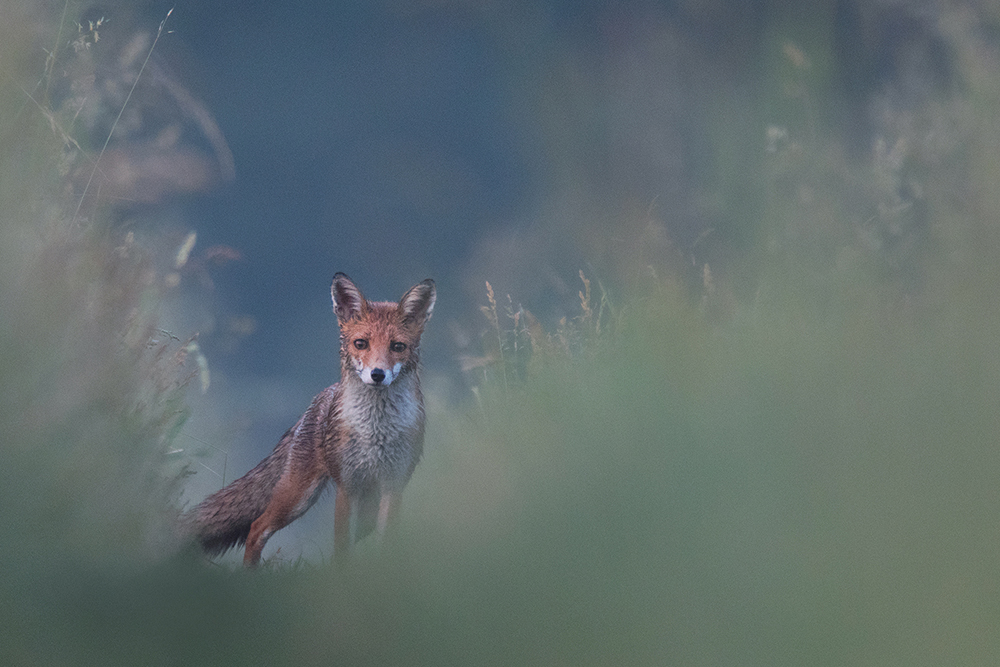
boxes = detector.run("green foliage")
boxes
[0,2,193,576]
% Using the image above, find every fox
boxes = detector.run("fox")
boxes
[184,272,436,566]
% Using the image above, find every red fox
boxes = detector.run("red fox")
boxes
[184,273,436,566]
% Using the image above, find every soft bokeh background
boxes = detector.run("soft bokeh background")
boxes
[3,0,1000,664]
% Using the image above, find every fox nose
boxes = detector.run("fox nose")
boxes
[370,368,386,384]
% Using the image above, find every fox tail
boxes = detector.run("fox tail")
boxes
[182,435,291,556]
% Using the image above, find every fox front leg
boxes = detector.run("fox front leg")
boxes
[375,491,402,543]
[334,484,352,560]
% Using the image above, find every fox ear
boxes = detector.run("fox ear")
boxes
[331,272,366,322]
[398,278,436,326]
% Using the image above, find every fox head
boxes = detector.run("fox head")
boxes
[331,273,436,387]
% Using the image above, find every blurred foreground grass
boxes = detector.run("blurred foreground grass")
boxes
[7,264,999,665]
[4,4,1000,667]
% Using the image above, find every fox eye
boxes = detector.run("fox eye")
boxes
[390,341,406,352]
[353,339,368,350]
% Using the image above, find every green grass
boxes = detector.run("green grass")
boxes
[7,261,1000,665]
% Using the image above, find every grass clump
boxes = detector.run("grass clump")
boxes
[0,5,195,579]
[466,269,619,394]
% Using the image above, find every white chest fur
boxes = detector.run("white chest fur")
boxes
[337,377,422,492]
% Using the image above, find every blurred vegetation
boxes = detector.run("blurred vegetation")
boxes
[4,2,1000,666]
[0,4,195,560]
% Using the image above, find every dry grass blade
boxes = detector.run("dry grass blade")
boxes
[71,7,174,224]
